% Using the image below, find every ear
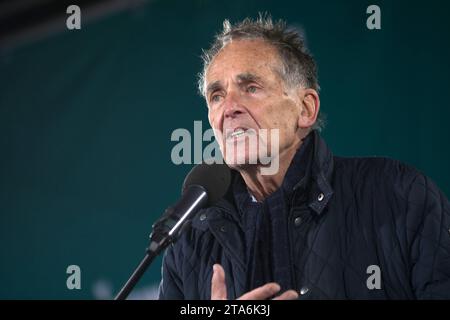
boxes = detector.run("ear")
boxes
[297,88,320,129]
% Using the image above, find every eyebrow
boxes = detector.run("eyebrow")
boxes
[206,72,264,97]
[236,72,264,85]
[206,80,223,96]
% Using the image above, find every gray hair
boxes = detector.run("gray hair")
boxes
[198,14,325,131]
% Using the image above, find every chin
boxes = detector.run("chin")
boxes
[223,149,261,169]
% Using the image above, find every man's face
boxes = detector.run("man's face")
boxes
[205,39,304,171]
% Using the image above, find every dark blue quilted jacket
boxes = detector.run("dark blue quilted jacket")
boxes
[158,130,450,299]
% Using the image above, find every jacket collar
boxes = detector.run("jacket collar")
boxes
[296,129,334,215]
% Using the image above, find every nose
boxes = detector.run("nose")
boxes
[223,91,244,119]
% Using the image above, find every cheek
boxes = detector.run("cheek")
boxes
[208,110,224,147]
[264,101,299,129]
[267,104,300,147]
[208,109,218,129]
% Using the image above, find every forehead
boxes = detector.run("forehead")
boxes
[206,39,281,84]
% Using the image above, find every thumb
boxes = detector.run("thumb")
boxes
[211,264,227,300]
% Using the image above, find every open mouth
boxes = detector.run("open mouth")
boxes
[226,127,249,140]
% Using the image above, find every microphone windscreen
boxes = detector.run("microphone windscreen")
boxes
[182,162,231,205]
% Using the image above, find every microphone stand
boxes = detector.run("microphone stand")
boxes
[114,251,158,300]
[114,186,207,300]
[114,232,168,300]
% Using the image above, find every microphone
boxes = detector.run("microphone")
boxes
[115,162,231,300]
[149,162,231,254]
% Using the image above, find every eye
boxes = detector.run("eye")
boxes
[246,85,258,94]
[210,94,223,104]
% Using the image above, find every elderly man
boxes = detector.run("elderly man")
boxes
[158,16,450,299]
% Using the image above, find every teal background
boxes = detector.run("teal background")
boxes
[1,0,449,299]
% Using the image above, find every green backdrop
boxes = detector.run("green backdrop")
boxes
[1,0,449,299]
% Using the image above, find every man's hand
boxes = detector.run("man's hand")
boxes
[211,264,299,300]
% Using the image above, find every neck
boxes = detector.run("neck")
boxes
[237,138,304,202]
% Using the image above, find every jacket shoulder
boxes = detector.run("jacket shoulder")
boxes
[333,156,422,189]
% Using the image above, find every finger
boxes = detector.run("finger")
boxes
[211,264,227,300]
[238,283,281,300]
[273,289,299,300]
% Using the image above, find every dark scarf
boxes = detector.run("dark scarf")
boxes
[232,131,313,292]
